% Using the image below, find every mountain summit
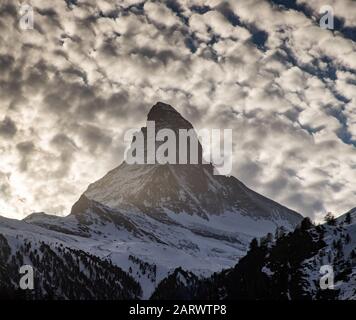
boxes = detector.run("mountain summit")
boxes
[84,102,302,224]
[147,102,194,131]
[1,102,304,298]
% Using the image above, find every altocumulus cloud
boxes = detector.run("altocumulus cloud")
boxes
[0,0,355,221]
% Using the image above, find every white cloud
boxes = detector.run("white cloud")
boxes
[0,0,355,220]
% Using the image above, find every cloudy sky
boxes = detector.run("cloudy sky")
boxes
[0,0,355,221]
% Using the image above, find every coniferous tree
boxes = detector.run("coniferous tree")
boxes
[345,212,352,225]
[275,226,287,239]
[249,238,259,251]
[260,233,273,248]
[300,217,314,230]
[345,234,351,244]
[350,250,356,261]
[324,212,336,226]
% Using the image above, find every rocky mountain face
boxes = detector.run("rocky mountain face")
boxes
[85,102,302,224]
[152,209,356,300]
[0,102,313,299]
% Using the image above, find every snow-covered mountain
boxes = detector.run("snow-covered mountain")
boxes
[153,209,356,300]
[0,102,305,299]
[85,103,301,223]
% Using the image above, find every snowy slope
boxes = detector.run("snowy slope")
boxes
[158,208,355,300]
[150,218,320,300]
[252,209,356,300]
[299,208,356,299]
[21,194,299,298]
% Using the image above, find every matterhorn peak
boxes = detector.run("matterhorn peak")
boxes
[148,101,178,116]
[83,101,301,227]
[147,102,194,131]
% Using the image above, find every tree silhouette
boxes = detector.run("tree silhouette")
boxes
[324,212,336,226]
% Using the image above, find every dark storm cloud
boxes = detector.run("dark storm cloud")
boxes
[80,124,112,153]
[51,133,77,149]
[16,141,35,154]
[47,134,77,178]
[15,141,35,172]
[0,54,15,73]
[236,161,264,187]
[0,2,16,21]
[0,117,17,137]
[285,192,326,215]
[43,92,72,114]
[264,175,289,196]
